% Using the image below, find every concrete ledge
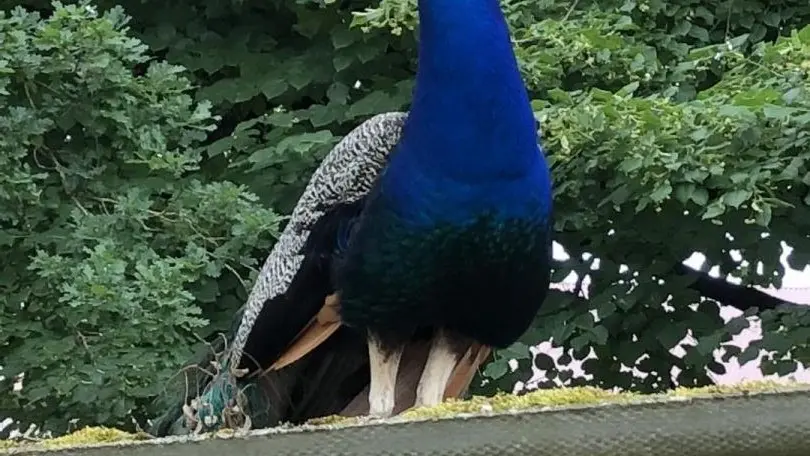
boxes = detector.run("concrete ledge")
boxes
[4,383,810,455]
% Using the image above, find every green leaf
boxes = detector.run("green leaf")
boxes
[572,312,595,330]
[761,332,793,353]
[656,324,687,349]
[617,81,639,97]
[721,345,742,362]
[674,184,694,204]
[570,334,591,352]
[191,278,219,303]
[590,325,609,345]
[722,189,750,208]
[702,201,726,219]
[596,298,617,319]
[501,341,531,360]
[726,316,750,336]
[772,360,799,377]
[331,27,355,49]
[762,105,794,121]
[727,33,750,50]
[261,79,288,99]
[482,359,509,380]
[688,25,709,42]
[649,181,672,202]
[333,53,355,72]
[695,332,723,356]
[798,25,810,44]
[691,188,709,206]
[620,156,643,173]
[755,205,772,226]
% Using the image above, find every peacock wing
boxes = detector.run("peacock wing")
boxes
[228,112,407,371]
[149,113,407,436]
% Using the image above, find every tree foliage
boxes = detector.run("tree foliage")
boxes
[0,1,281,432]
[1,0,810,436]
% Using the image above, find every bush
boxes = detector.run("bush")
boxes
[0,1,281,432]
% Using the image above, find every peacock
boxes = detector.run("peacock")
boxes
[150,0,552,434]
[150,112,492,435]
[333,0,553,417]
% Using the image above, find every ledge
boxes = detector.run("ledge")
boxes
[3,381,810,456]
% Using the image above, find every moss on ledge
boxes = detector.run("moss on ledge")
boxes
[2,379,807,453]
[0,426,150,452]
[306,379,807,426]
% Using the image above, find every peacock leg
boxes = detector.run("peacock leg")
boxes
[367,333,404,417]
[414,329,461,408]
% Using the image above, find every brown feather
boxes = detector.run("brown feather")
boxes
[443,343,492,399]
[268,293,341,371]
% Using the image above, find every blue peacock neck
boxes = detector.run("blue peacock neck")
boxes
[397,0,541,181]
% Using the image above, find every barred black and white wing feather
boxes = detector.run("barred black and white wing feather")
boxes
[230,112,408,373]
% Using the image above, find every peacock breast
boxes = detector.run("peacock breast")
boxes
[338,205,552,349]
